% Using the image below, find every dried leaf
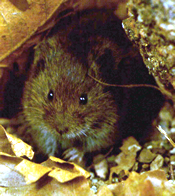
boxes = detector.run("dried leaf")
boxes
[138,149,156,163]
[108,170,175,196]
[109,137,141,181]
[109,152,135,182]
[0,125,15,155]
[15,159,52,184]
[0,63,8,68]
[120,136,141,155]
[0,151,93,195]
[13,157,93,195]
[5,130,34,160]
[0,0,66,63]
[0,123,93,194]
[0,124,34,159]
[15,155,90,183]
[97,185,113,196]
[150,154,164,171]
[107,182,125,196]
[46,156,91,182]
[0,172,94,196]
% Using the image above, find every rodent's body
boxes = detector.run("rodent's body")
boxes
[21,36,119,159]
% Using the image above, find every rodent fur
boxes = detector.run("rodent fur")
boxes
[21,36,119,159]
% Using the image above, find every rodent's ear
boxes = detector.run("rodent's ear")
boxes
[88,48,117,80]
[88,61,100,79]
[32,59,45,78]
[96,48,116,72]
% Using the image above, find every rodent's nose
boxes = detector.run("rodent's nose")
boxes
[57,127,69,135]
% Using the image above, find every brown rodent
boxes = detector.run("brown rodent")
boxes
[20,36,121,162]
[8,10,164,164]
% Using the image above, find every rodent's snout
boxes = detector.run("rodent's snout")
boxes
[55,126,69,135]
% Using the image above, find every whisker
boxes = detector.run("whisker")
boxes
[80,129,87,137]
[23,106,44,113]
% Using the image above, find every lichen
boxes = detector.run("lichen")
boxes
[122,0,175,96]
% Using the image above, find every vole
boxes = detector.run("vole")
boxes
[22,35,121,162]
[8,10,164,164]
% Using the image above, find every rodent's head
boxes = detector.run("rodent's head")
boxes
[22,36,118,152]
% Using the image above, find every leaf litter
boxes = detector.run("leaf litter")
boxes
[1,102,175,195]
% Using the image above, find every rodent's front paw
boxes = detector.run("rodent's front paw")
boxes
[62,147,85,167]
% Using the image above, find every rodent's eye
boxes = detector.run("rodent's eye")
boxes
[48,90,54,101]
[79,94,88,105]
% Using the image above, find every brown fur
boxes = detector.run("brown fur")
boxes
[18,35,119,160]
